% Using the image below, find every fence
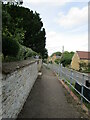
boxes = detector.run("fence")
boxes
[45,63,90,104]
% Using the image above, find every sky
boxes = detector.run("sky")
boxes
[22,0,89,56]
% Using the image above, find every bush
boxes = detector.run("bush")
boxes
[0,53,3,62]
[49,61,52,64]
[24,47,33,59]
[3,56,19,62]
[79,62,90,72]
[79,62,87,71]
[2,35,37,62]
[17,45,37,60]
[32,51,37,56]
[43,59,47,63]
[51,52,62,57]
[55,58,60,64]
[2,36,20,58]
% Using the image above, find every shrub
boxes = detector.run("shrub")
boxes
[2,36,37,62]
[43,59,47,63]
[55,58,61,64]
[32,51,37,56]
[17,45,37,60]
[24,47,33,59]
[2,36,20,58]
[49,61,52,64]
[51,52,62,57]
[79,62,87,71]
[3,56,19,62]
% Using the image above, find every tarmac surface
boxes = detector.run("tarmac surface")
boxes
[17,66,84,118]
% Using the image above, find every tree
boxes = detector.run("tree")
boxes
[60,51,74,67]
[2,4,24,59]
[55,58,61,64]
[2,5,25,44]
[2,35,20,58]
[51,51,62,57]
[2,4,38,61]
[2,4,47,58]
[42,48,48,59]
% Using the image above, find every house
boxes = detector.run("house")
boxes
[47,55,55,63]
[47,56,52,63]
[52,54,57,63]
[47,54,61,63]
[71,51,90,70]
[51,54,61,63]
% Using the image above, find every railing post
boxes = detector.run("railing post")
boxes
[64,67,66,83]
[60,64,62,79]
[71,70,73,84]
[58,63,60,76]
[70,70,73,89]
[54,64,55,72]
[81,74,84,103]
[52,64,54,71]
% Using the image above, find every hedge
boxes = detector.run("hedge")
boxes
[17,45,37,60]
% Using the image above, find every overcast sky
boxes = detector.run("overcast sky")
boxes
[22,0,89,56]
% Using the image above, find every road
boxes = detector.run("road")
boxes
[48,64,90,86]
[17,66,88,118]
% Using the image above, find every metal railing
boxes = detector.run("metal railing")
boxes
[44,63,90,104]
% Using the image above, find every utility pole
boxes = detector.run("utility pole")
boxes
[62,46,64,54]
[60,45,64,60]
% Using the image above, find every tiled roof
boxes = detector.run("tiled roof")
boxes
[77,51,90,60]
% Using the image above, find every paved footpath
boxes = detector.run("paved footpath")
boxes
[17,66,83,118]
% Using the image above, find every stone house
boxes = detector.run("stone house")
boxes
[47,54,61,63]
[47,56,52,63]
[71,51,90,70]
[51,54,61,63]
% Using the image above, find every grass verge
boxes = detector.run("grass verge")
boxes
[63,78,90,110]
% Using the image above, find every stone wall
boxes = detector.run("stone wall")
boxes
[1,60,42,119]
